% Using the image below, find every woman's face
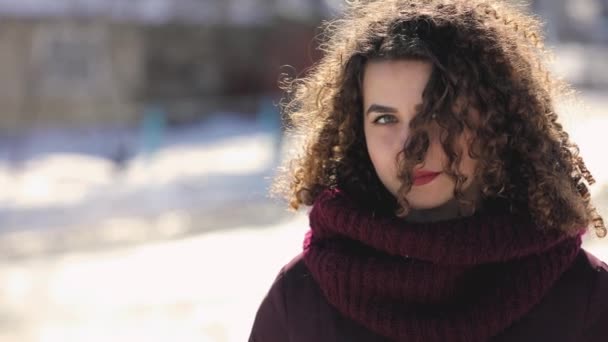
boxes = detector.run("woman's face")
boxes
[362,59,478,210]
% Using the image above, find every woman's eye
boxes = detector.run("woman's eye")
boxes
[373,115,397,125]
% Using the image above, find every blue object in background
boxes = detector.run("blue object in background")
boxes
[140,104,167,158]
[257,95,281,133]
[256,95,282,164]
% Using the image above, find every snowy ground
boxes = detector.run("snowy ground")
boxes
[0,114,304,342]
[0,90,606,341]
[0,115,286,256]
[0,215,309,342]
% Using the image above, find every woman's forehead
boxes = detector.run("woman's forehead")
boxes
[362,60,433,113]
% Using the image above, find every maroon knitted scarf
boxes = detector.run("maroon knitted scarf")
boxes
[303,189,583,342]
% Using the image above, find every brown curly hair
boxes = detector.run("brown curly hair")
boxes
[272,0,606,238]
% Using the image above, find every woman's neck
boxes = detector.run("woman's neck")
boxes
[404,181,482,223]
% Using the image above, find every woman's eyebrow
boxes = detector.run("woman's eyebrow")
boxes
[365,104,399,116]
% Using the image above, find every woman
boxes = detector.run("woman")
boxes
[249,0,608,341]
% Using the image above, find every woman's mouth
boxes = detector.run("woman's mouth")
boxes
[413,171,441,186]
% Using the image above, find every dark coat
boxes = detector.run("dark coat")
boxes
[249,249,608,342]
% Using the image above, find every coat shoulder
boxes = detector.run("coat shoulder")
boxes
[493,248,608,341]
[580,249,608,341]
[255,253,390,342]
[248,253,323,342]
[280,253,309,279]
[581,249,608,273]
[276,253,325,318]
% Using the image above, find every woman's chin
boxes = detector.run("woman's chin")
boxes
[406,183,455,209]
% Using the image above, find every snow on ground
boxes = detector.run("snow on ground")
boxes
[0,115,275,212]
[0,214,309,342]
[0,114,297,341]
[0,90,606,341]
[0,114,282,260]
[0,132,275,230]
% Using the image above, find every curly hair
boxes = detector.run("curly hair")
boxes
[272,0,606,238]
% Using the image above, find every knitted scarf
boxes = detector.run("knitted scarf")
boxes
[303,188,582,342]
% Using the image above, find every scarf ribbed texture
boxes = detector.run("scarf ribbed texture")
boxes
[303,188,582,342]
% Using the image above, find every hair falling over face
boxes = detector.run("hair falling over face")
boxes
[271,0,607,238]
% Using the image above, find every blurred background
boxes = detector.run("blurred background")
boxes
[0,0,606,341]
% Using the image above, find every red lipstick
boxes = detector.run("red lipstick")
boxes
[413,170,441,186]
